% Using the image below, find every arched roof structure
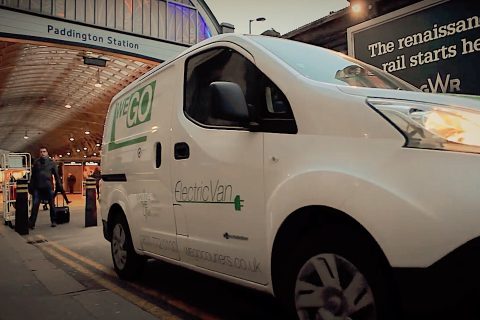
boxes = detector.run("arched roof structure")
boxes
[0,0,221,157]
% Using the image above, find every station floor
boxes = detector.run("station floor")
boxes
[0,193,160,320]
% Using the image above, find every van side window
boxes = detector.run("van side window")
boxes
[184,47,297,133]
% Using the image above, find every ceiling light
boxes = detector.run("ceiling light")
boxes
[85,130,90,135]
[93,153,97,156]
[23,130,29,139]
[65,103,72,109]
[83,147,87,150]
[83,155,87,158]
[76,149,80,152]
[59,155,63,158]
[96,143,100,147]
[66,152,71,156]
[69,137,75,141]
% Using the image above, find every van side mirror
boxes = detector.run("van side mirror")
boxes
[209,81,250,124]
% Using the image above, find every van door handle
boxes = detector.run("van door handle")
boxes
[174,142,190,160]
[155,142,162,168]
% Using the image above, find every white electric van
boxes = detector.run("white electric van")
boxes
[101,34,480,319]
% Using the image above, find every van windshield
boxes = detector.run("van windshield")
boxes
[250,36,417,91]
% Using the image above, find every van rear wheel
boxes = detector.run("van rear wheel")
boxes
[111,215,145,280]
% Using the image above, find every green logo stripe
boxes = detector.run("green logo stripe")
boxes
[176,195,244,211]
[108,136,147,151]
[177,201,235,204]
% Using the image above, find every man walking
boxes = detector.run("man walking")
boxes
[28,146,63,228]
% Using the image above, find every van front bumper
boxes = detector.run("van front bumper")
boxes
[394,236,480,318]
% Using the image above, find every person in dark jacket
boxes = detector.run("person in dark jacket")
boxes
[57,163,72,204]
[91,167,101,199]
[28,146,63,228]
[67,173,77,194]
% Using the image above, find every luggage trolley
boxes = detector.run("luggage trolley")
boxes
[1,153,31,227]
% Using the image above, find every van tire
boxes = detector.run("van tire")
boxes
[277,225,396,320]
[111,214,145,280]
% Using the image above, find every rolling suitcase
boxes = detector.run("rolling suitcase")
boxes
[54,194,70,224]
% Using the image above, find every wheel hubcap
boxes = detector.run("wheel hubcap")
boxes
[295,253,376,320]
[112,223,127,269]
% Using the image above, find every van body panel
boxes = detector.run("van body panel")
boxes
[170,100,267,284]
[338,85,480,110]
[265,132,480,267]
[139,240,274,294]
[102,64,179,259]
[132,64,180,260]
[167,44,267,284]
[100,186,142,249]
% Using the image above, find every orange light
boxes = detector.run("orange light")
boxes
[351,3,363,13]
[424,109,480,146]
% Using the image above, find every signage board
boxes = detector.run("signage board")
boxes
[348,0,480,95]
[8,155,23,168]
[0,8,188,62]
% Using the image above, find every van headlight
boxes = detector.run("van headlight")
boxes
[368,98,480,154]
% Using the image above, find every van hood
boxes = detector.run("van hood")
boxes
[337,86,480,110]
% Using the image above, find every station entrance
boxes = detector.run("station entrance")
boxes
[0,1,222,222]
[0,38,157,159]
[0,0,221,157]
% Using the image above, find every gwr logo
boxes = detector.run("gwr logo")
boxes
[420,73,461,93]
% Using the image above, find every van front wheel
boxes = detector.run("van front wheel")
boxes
[294,253,376,319]
[111,215,145,280]
[279,227,395,320]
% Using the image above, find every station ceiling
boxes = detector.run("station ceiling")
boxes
[0,40,157,159]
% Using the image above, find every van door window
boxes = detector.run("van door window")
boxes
[184,47,297,133]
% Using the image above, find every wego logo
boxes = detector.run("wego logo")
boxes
[114,81,155,128]
[108,81,156,150]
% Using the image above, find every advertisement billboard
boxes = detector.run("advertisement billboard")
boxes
[347,0,480,95]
